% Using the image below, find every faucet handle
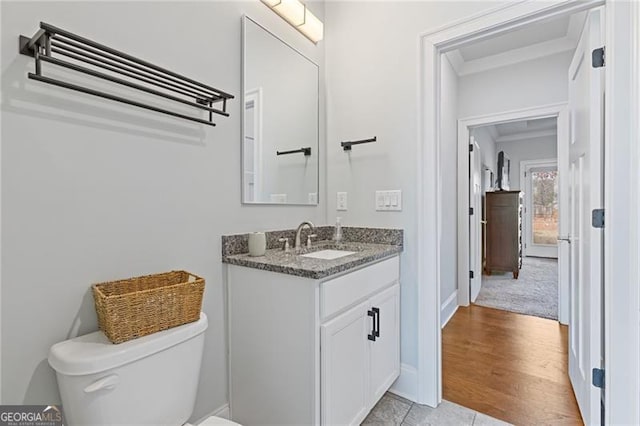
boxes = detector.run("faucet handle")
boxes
[278,237,290,252]
[306,234,317,248]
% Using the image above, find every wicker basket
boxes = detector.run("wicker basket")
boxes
[92,270,205,344]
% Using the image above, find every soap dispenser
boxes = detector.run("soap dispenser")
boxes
[334,217,343,243]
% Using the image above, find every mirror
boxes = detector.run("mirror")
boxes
[242,16,319,205]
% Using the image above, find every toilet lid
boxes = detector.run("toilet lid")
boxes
[197,416,241,426]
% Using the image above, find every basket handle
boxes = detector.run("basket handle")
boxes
[84,374,120,393]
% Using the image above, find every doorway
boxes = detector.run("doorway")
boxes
[466,117,562,322]
[419,2,610,424]
[457,107,568,324]
[415,2,639,424]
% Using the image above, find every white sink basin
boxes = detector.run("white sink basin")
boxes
[300,249,357,260]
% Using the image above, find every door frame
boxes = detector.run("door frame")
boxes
[456,103,566,310]
[520,159,559,259]
[416,1,640,424]
[468,137,482,303]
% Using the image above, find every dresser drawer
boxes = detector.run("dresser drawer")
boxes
[320,256,399,320]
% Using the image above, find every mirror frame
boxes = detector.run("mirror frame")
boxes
[241,15,320,206]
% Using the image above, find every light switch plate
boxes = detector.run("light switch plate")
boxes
[376,190,402,211]
[337,192,348,211]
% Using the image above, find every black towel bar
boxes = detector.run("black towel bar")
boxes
[341,136,377,151]
[19,22,234,126]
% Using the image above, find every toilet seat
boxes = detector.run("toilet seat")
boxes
[185,416,241,426]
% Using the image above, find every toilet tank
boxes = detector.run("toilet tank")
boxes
[48,313,208,426]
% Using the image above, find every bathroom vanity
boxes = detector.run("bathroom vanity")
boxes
[222,227,402,425]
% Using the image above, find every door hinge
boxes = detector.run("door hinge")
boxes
[469,207,474,215]
[469,270,474,279]
[592,209,605,228]
[469,144,473,152]
[592,368,605,389]
[592,47,605,68]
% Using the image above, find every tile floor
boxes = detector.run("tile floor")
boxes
[362,392,512,426]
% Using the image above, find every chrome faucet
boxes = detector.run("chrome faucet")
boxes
[295,221,315,251]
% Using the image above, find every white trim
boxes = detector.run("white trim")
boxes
[486,125,499,143]
[456,36,577,77]
[440,291,458,328]
[0,0,3,404]
[557,108,570,325]
[496,129,557,143]
[520,158,559,259]
[389,363,418,402]
[418,0,604,409]
[191,403,231,425]
[444,50,465,74]
[456,103,567,308]
[603,1,640,424]
[567,11,588,42]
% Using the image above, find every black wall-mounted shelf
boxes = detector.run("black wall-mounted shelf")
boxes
[19,22,234,126]
[277,147,312,156]
[341,136,377,151]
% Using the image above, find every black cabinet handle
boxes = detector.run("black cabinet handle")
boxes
[367,310,376,341]
[373,307,380,338]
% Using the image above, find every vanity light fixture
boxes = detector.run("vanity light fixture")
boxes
[260,0,324,43]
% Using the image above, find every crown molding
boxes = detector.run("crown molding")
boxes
[495,128,557,143]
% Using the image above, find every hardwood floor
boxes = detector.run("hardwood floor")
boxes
[443,305,583,426]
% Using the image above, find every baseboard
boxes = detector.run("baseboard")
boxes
[389,363,418,402]
[192,403,230,425]
[441,290,458,328]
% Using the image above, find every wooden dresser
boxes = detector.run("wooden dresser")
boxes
[484,190,522,279]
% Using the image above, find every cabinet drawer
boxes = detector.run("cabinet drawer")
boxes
[321,256,399,320]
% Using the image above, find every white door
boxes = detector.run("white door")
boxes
[567,8,604,425]
[469,139,482,301]
[320,301,370,426]
[369,284,400,404]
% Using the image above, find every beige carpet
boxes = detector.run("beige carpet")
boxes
[475,257,558,320]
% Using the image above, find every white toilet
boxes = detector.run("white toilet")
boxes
[48,313,239,426]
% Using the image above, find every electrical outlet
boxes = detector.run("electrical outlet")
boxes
[337,192,348,211]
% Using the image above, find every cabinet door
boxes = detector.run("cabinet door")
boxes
[321,301,371,426]
[369,283,400,405]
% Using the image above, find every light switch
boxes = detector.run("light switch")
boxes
[337,192,348,211]
[376,190,402,211]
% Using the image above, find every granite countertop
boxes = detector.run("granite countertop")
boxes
[222,240,402,279]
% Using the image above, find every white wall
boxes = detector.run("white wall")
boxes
[458,51,572,118]
[324,1,508,374]
[496,136,558,190]
[471,126,497,178]
[325,3,571,383]
[440,56,459,322]
[1,1,325,419]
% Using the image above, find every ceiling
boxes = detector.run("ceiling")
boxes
[446,12,586,76]
[480,117,557,144]
[458,16,572,61]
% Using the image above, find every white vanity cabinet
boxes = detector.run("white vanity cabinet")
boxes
[227,255,400,426]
